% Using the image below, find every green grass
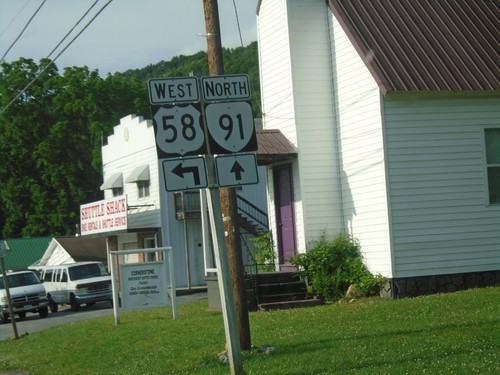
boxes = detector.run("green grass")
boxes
[1,287,499,374]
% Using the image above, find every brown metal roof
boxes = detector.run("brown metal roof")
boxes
[256,129,297,165]
[328,0,500,94]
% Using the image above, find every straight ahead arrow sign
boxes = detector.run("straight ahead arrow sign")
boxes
[230,161,244,181]
[214,153,258,187]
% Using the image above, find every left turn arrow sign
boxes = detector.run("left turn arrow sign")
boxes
[162,157,208,191]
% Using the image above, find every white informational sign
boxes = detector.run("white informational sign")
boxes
[201,74,251,101]
[205,101,257,154]
[162,156,208,191]
[215,153,259,187]
[148,77,199,104]
[152,104,206,158]
[80,196,127,236]
[109,247,176,325]
[119,262,168,310]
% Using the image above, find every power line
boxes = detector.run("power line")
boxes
[45,0,101,61]
[0,0,47,64]
[232,0,244,47]
[0,0,30,38]
[0,0,114,115]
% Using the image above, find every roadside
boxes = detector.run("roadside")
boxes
[1,289,207,341]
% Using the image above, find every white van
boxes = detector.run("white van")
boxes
[40,262,113,312]
[0,270,49,323]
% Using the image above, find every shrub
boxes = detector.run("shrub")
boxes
[250,231,276,272]
[290,232,383,301]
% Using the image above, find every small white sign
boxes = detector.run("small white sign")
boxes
[215,153,259,187]
[201,74,251,102]
[80,196,128,236]
[163,157,208,191]
[152,104,206,157]
[119,262,168,310]
[205,101,257,154]
[148,77,199,104]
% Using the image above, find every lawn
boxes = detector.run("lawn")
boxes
[1,286,499,374]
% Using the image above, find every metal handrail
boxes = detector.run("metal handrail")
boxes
[236,194,268,231]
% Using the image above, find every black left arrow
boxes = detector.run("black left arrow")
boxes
[172,163,200,185]
[230,161,245,181]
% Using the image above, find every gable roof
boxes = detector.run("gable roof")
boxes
[2,237,52,271]
[327,0,500,94]
[54,237,108,265]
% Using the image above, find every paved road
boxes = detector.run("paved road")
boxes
[1,291,207,341]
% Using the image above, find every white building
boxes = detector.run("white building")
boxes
[256,0,500,297]
[94,114,267,289]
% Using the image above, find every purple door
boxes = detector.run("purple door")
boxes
[274,165,296,267]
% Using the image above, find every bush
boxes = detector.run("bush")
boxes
[290,232,383,301]
[250,231,276,272]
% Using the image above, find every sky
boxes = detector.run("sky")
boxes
[0,0,258,76]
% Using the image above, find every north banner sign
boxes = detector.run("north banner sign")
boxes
[201,74,251,102]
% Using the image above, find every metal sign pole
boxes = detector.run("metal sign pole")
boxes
[0,256,19,339]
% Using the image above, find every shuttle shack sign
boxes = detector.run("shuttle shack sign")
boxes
[80,196,128,235]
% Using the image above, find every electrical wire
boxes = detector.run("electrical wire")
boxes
[0,0,30,38]
[0,0,47,64]
[232,0,244,47]
[45,0,101,61]
[0,0,114,115]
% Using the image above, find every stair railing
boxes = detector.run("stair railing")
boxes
[236,194,268,231]
[240,233,259,309]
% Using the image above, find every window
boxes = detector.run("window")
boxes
[144,237,158,262]
[138,180,150,198]
[112,187,123,197]
[485,128,500,204]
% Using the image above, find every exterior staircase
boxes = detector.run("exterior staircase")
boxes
[253,271,322,311]
[174,191,323,311]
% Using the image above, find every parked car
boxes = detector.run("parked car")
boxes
[40,262,113,312]
[0,270,49,323]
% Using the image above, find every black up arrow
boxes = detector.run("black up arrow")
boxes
[172,163,200,185]
[230,161,245,181]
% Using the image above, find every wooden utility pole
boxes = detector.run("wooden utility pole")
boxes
[202,0,251,352]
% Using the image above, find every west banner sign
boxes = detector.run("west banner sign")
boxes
[80,196,128,236]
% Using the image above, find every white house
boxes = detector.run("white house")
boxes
[256,0,500,297]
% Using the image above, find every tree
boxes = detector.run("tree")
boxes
[0,59,148,237]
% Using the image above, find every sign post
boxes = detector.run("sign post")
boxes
[148,72,257,374]
[0,241,19,340]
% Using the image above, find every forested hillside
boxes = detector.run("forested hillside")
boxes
[0,41,259,238]
[120,41,260,116]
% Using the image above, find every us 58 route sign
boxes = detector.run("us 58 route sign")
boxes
[152,104,207,158]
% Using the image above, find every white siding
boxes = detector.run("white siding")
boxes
[258,0,296,143]
[289,1,343,249]
[258,0,344,254]
[328,12,393,277]
[385,97,500,277]
[101,115,161,229]
[258,0,301,252]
